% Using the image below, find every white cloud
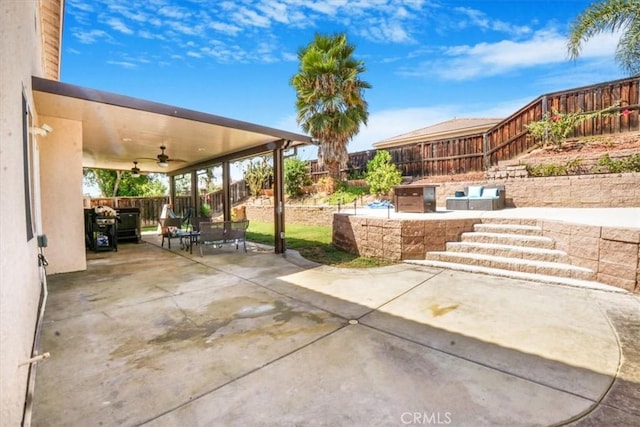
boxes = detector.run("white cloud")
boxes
[454,7,531,37]
[106,18,134,35]
[138,30,165,40]
[67,0,93,13]
[359,18,414,43]
[107,60,137,69]
[158,5,191,20]
[210,21,243,36]
[233,7,272,28]
[73,29,110,44]
[399,28,622,81]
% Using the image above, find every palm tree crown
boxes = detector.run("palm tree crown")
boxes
[291,33,371,180]
[567,0,640,75]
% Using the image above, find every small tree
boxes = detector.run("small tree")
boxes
[284,157,311,198]
[243,156,273,197]
[365,151,402,197]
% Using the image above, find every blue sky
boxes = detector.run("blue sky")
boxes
[62,0,626,159]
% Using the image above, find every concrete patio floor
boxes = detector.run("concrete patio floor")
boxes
[31,236,640,426]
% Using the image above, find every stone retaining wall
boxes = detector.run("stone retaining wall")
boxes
[541,220,640,293]
[245,204,338,227]
[333,214,478,261]
[434,172,640,208]
[333,214,639,293]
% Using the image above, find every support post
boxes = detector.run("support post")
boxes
[273,147,286,254]
[168,175,175,208]
[190,169,198,220]
[222,161,231,221]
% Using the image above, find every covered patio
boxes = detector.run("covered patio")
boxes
[32,76,311,275]
[30,235,640,426]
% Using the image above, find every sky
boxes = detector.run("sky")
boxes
[62,0,627,161]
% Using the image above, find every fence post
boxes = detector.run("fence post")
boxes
[482,133,489,170]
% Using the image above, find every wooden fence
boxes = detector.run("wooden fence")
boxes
[90,180,248,227]
[310,76,640,179]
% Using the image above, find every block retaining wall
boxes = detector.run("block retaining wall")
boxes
[333,214,639,293]
[434,172,640,208]
[244,204,338,227]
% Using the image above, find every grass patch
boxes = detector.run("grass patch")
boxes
[246,221,393,268]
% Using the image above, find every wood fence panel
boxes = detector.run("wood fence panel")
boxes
[308,77,639,180]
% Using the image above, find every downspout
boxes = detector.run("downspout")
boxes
[21,246,49,427]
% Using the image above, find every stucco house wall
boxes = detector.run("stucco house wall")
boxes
[39,115,86,274]
[0,2,49,425]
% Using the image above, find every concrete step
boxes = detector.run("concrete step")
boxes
[405,260,625,293]
[461,232,556,249]
[445,241,568,263]
[473,223,543,236]
[426,251,596,281]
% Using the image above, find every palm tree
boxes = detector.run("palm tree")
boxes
[291,33,371,183]
[567,0,640,75]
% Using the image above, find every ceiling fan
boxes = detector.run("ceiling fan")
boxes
[138,146,187,168]
[130,161,141,177]
[153,145,186,168]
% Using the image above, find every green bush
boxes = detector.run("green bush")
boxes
[595,153,640,173]
[365,151,402,196]
[323,185,368,205]
[243,156,273,196]
[200,203,211,217]
[284,157,311,197]
[524,158,584,177]
[525,105,620,148]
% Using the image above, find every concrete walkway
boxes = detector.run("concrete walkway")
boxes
[32,237,640,426]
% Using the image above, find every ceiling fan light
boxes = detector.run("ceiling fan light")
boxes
[158,161,169,168]
[130,161,141,177]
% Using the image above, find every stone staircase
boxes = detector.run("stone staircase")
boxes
[417,220,608,288]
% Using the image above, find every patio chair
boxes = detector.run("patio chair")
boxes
[227,220,249,252]
[198,220,250,256]
[198,221,226,256]
[160,217,183,249]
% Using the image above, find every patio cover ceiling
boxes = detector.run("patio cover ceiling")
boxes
[32,77,312,175]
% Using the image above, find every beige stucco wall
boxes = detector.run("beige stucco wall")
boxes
[39,115,87,274]
[0,1,47,425]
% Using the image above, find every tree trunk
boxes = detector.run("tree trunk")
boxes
[112,171,123,197]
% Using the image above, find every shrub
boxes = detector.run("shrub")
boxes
[524,158,585,177]
[284,157,311,197]
[200,203,211,217]
[525,105,623,148]
[323,184,368,205]
[365,150,402,196]
[243,156,273,197]
[595,153,640,173]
